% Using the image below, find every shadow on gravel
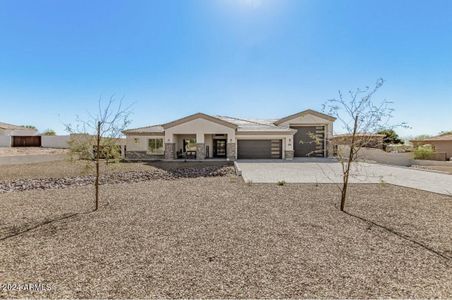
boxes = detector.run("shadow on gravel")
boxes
[344,210,452,261]
[0,212,84,242]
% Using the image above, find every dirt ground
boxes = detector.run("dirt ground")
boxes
[0,147,68,157]
[414,165,452,174]
[0,160,156,180]
[1,176,451,298]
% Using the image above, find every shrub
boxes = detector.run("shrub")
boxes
[42,129,56,136]
[277,180,286,186]
[414,144,434,160]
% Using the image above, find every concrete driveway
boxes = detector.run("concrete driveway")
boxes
[235,158,452,196]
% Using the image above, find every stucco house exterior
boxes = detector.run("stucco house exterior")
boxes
[0,122,38,137]
[411,134,452,161]
[0,122,39,147]
[122,110,335,161]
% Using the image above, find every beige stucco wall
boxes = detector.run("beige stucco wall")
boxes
[431,141,452,159]
[164,118,236,143]
[0,135,11,147]
[278,114,334,138]
[205,134,213,157]
[41,135,71,148]
[126,135,164,152]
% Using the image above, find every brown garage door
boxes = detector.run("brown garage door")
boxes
[237,140,282,159]
[292,126,325,157]
[12,136,42,147]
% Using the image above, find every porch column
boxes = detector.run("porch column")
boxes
[164,132,175,160]
[284,136,294,160]
[196,133,206,160]
[227,143,236,161]
[226,133,236,161]
[164,143,175,160]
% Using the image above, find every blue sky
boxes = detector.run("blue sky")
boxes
[1,0,451,137]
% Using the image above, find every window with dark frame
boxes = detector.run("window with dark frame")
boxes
[148,138,164,155]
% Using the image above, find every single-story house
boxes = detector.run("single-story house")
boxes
[122,110,335,161]
[411,134,452,161]
[0,122,38,136]
[330,133,385,151]
[0,122,39,147]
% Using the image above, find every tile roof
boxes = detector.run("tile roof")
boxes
[215,116,293,132]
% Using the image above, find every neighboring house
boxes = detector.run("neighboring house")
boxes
[411,134,452,161]
[0,122,38,136]
[330,133,385,155]
[122,110,335,160]
[0,122,39,147]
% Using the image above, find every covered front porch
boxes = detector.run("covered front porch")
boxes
[164,133,236,160]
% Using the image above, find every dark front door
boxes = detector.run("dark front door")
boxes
[213,139,227,158]
[292,126,325,157]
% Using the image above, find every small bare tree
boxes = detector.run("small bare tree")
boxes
[65,96,131,211]
[323,78,406,211]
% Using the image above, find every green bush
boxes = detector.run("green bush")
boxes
[414,144,434,160]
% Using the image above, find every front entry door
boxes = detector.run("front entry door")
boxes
[213,139,227,158]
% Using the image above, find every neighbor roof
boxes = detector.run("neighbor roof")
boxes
[274,109,336,125]
[412,134,452,142]
[331,133,385,138]
[0,122,36,131]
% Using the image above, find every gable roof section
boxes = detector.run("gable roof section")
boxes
[274,109,336,125]
[162,113,237,129]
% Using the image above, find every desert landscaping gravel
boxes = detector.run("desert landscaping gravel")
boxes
[1,177,451,298]
[0,166,235,193]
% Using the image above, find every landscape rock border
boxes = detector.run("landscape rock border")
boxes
[0,166,235,193]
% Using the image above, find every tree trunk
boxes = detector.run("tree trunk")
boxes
[95,121,101,211]
[340,115,359,211]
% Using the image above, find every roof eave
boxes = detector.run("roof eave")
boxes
[274,109,336,125]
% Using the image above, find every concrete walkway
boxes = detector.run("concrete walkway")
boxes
[236,159,452,196]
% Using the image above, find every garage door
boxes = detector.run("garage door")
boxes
[12,136,42,147]
[237,140,282,159]
[292,126,325,157]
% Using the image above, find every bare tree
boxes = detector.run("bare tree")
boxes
[65,96,132,211]
[322,78,406,211]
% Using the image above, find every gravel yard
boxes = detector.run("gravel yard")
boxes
[1,177,451,298]
[0,147,68,157]
[0,160,157,180]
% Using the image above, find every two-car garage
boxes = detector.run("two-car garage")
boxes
[236,126,326,159]
[237,140,282,159]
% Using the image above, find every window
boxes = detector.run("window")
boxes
[148,138,164,155]
[134,138,139,144]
